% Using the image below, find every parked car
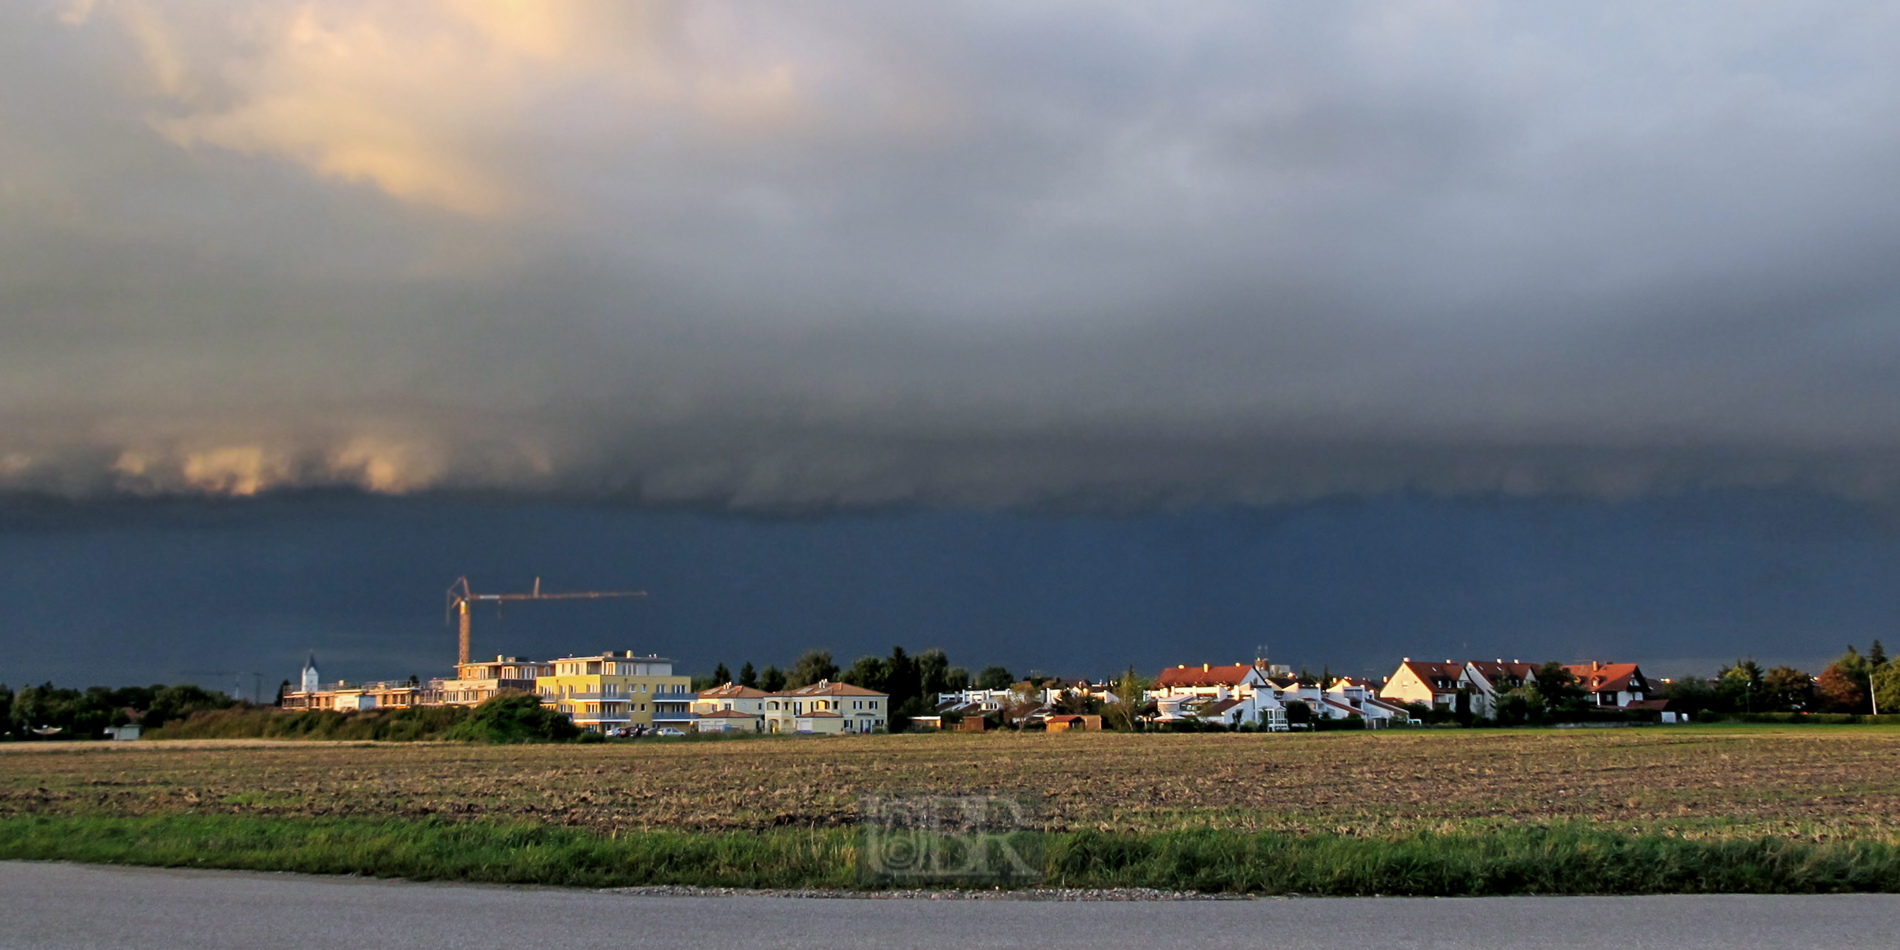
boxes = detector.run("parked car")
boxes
[653,727,686,737]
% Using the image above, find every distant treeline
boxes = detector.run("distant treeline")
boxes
[149,694,583,744]
[0,682,237,741]
[1659,642,1899,717]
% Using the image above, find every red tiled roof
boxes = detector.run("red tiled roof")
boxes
[1155,664,1259,688]
[798,710,844,718]
[782,680,887,698]
[698,684,771,699]
[1200,698,1245,716]
[1565,663,1645,693]
[1321,697,1361,716]
[697,709,758,719]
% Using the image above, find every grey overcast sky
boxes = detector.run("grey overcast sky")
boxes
[3,3,1899,687]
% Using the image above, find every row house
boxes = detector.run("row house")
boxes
[1147,662,1288,730]
[1380,659,1539,717]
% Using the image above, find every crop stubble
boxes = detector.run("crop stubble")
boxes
[2,728,1897,841]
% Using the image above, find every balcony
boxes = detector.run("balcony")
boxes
[561,693,630,702]
[652,711,699,723]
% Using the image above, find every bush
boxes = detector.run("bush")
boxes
[444,694,582,744]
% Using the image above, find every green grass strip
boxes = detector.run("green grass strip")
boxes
[3,815,1898,895]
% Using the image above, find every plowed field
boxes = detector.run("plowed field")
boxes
[4,727,1897,840]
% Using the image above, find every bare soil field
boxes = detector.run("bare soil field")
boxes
[3,727,1897,841]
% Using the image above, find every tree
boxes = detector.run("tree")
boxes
[840,655,890,693]
[1872,640,1889,669]
[1818,645,1872,713]
[976,666,1015,691]
[759,665,787,692]
[1715,659,1765,713]
[1874,662,1900,716]
[885,646,921,712]
[1533,662,1585,710]
[712,663,732,686]
[1102,667,1144,731]
[916,649,951,697]
[786,650,838,689]
[1657,677,1716,718]
[1760,666,1816,713]
[0,683,12,736]
[1284,700,1312,726]
[738,662,758,688]
[943,666,971,691]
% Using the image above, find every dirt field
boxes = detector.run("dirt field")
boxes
[4,727,1898,840]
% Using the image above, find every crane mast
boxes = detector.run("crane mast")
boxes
[446,577,646,667]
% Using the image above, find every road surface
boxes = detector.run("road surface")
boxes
[3,861,1897,950]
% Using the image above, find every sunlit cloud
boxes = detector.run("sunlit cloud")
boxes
[5,2,1900,509]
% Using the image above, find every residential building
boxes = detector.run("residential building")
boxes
[1380,659,1466,709]
[439,656,553,706]
[281,678,441,711]
[537,652,693,734]
[1462,660,1539,717]
[1147,662,1287,730]
[690,683,773,732]
[765,680,887,734]
[1564,662,1651,708]
[692,680,889,734]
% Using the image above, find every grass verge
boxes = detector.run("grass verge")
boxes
[4,814,1900,895]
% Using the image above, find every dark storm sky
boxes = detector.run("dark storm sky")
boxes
[4,3,1900,689]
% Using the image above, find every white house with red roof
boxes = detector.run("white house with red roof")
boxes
[1148,662,1288,730]
[1564,662,1651,708]
[1380,659,1466,709]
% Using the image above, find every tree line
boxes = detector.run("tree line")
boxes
[0,682,239,740]
[1656,641,1896,717]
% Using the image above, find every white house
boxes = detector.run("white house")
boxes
[1462,661,1539,717]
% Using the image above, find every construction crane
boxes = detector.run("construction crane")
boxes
[446,577,647,667]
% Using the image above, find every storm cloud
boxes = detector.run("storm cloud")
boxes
[7,2,1900,509]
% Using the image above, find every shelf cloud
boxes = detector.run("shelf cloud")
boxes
[7,2,1900,509]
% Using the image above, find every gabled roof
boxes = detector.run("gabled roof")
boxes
[797,710,844,718]
[1466,661,1538,684]
[1394,661,1464,688]
[1155,664,1261,688]
[1565,663,1646,693]
[1320,697,1362,716]
[782,680,887,698]
[698,708,759,719]
[1199,698,1245,716]
[698,683,771,699]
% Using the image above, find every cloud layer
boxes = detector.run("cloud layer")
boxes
[7,1,1900,508]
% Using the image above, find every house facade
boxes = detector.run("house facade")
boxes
[1380,660,1466,709]
[439,656,553,706]
[537,652,693,734]
[692,680,889,734]
[1564,662,1651,708]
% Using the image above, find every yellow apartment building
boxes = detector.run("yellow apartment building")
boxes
[536,651,693,733]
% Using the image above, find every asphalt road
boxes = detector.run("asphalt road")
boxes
[3,861,1898,950]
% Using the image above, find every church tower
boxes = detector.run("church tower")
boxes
[301,652,320,693]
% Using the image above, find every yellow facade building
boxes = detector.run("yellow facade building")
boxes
[536,652,694,733]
